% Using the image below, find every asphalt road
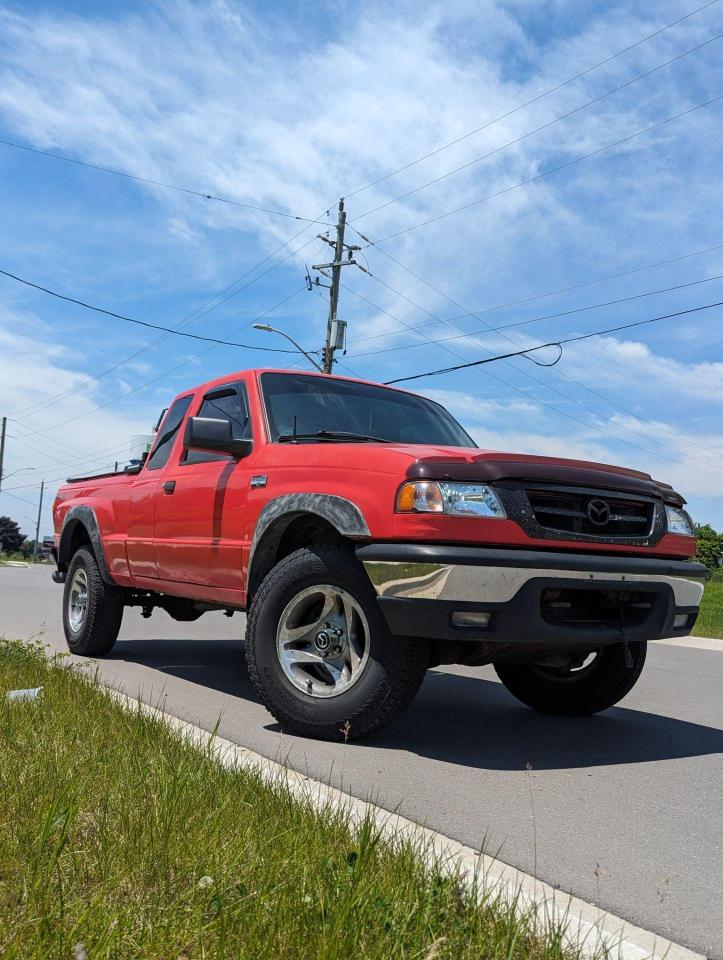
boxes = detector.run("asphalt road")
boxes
[2,565,722,958]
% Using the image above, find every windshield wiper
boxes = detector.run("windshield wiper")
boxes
[277,430,391,443]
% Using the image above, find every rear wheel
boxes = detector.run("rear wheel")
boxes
[62,547,124,656]
[494,641,647,716]
[245,544,430,740]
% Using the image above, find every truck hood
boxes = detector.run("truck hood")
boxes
[386,445,684,505]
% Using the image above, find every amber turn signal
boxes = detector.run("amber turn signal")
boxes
[396,481,445,513]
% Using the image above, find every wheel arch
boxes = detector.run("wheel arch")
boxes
[58,506,114,584]
[247,494,370,603]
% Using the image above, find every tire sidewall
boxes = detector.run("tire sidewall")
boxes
[248,547,401,729]
[63,549,92,651]
[62,547,121,655]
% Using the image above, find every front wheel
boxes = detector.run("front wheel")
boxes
[245,544,430,740]
[62,547,124,656]
[494,641,647,716]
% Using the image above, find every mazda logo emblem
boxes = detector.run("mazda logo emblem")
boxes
[587,498,611,526]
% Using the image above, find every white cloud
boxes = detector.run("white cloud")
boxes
[0,306,153,535]
[0,0,721,526]
[563,336,723,403]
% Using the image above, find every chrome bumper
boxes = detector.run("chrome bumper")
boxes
[362,560,706,609]
[357,545,707,646]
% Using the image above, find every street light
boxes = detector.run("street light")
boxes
[253,324,323,372]
[2,466,36,481]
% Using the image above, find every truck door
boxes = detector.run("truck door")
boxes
[126,394,193,579]
[153,381,252,590]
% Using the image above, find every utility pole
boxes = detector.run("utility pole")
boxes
[32,479,44,564]
[311,199,369,374]
[0,416,6,494]
[323,198,347,374]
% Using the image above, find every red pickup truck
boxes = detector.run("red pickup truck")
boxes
[52,369,706,740]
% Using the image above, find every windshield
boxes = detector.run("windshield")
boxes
[261,373,474,446]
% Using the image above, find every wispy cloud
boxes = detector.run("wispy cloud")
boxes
[0,0,721,526]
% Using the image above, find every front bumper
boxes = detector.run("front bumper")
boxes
[357,543,707,653]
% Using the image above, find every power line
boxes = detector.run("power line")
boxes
[0,268,302,352]
[17,286,310,440]
[354,31,722,221]
[356,241,723,465]
[338,277,723,468]
[9,227,322,422]
[6,433,135,471]
[346,271,723,357]
[370,94,723,243]
[0,136,332,224]
[338,11,717,472]
[9,262,313,422]
[343,0,722,200]
[3,466,119,493]
[0,489,38,508]
[342,237,723,470]
[347,239,723,345]
[343,260,723,473]
[5,431,125,468]
[1,438,160,491]
[9,421,112,462]
[384,299,723,383]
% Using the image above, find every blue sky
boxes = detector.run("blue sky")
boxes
[0,0,722,537]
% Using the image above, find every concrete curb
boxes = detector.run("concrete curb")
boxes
[654,635,723,651]
[101,683,704,960]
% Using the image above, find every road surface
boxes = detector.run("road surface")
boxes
[2,565,721,957]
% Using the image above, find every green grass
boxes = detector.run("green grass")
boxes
[694,581,723,639]
[0,639,588,960]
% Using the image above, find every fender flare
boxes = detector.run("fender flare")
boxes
[248,493,370,587]
[58,505,114,585]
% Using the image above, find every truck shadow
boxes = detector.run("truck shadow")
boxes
[108,636,723,772]
[373,668,723,771]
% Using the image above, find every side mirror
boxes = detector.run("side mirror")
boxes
[183,417,252,458]
[123,451,148,475]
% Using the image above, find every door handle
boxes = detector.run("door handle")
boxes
[162,480,176,495]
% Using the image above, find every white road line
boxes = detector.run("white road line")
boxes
[96,680,704,960]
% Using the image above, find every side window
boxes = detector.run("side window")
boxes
[146,396,193,470]
[183,383,252,465]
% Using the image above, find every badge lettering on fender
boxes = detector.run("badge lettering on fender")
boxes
[250,475,268,488]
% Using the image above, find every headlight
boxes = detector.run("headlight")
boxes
[396,481,506,518]
[665,505,694,536]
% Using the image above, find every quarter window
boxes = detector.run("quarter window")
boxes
[146,396,193,470]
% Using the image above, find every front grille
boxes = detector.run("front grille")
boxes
[526,486,656,539]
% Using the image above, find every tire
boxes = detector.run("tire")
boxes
[62,547,124,656]
[245,544,430,740]
[494,641,647,716]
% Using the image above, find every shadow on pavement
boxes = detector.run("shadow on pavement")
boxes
[108,636,250,698]
[108,636,723,772]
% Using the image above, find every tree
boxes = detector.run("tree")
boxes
[694,523,723,572]
[20,539,36,559]
[0,516,25,554]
